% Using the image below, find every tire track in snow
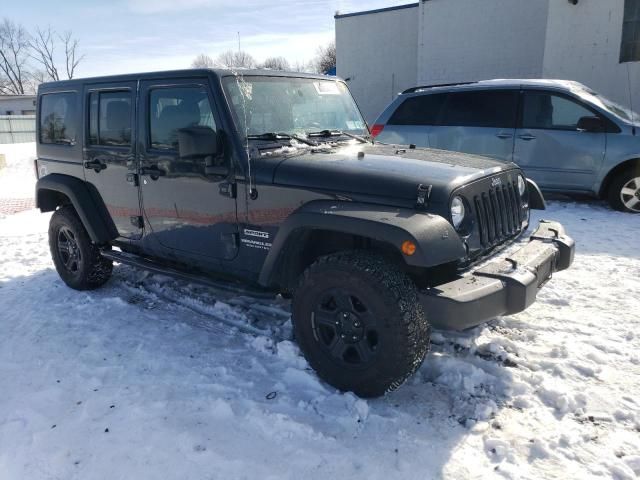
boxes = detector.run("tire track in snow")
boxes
[109,265,292,341]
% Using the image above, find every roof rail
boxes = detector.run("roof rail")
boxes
[401,82,477,94]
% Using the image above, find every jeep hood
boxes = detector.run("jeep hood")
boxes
[270,144,517,203]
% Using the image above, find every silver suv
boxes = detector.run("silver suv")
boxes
[373,80,640,213]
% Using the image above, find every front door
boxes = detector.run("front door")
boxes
[83,82,142,239]
[514,90,606,190]
[138,79,238,261]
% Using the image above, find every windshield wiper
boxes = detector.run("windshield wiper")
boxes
[246,132,318,146]
[306,129,369,144]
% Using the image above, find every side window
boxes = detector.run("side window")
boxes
[388,93,447,126]
[522,92,594,130]
[441,90,518,128]
[40,92,77,145]
[88,90,132,147]
[149,87,216,150]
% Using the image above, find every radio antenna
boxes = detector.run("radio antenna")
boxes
[626,62,636,136]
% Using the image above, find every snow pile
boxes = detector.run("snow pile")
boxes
[0,179,639,477]
[0,142,36,199]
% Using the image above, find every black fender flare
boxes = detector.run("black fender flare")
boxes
[36,174,118,244]
[258,200,466,287]
[526,178,546,210]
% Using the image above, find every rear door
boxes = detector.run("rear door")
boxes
[514,90,606,190]
[428,89,518,161]
[138,78,238,262]
[83,82,142,239]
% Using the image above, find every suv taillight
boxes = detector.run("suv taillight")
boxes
[370,124,385,138]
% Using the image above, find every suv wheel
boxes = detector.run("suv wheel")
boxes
[49,205,113,290]
[608,167,640,213]
[292,251,430,398]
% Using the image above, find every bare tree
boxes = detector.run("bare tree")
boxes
[30,26,84,81]
[0,18,30,94]
[24,69,46,94]
[214,50,256,69]
[0,77,10,94]
[30,26,59,80]
[292,60,315,74]
[291,60,315,74]
[313,41,336,74]
[191,53,215,68]
[61,30,83,79]
[261,56,290,71]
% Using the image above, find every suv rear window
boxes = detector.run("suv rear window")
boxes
[441,90,518,129]
[40,92,77,145]
[388,93,447,126]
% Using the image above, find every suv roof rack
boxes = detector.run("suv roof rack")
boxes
[401,82,477,94]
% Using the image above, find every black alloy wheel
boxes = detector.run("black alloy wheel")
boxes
[56,226,83,273]
[312,289,380,368]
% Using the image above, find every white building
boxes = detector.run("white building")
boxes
[0,95,37,116]
[336,0,640,123]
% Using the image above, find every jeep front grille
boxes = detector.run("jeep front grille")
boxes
[473,180,523,247]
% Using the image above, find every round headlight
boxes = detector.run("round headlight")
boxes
[518,175,527,197]
[450,196,466,229]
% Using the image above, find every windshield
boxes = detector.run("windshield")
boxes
[577,87,639,124]
[222,76,368,138]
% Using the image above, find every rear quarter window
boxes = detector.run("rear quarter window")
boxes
[39,92,77,145]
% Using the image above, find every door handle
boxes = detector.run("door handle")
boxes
[140,165,166,180]
[84,160,107,172]
[496,133,513,139]
[518,134,537,141]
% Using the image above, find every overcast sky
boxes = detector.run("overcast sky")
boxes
[4,0,409,77]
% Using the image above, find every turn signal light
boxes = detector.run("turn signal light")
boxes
[401,240,417,256]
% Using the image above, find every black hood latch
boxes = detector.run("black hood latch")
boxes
[416,184,432,209]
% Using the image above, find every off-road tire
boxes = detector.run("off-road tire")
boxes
[607,166,640,213]
[292,251,430,398]
[49,205,113,290]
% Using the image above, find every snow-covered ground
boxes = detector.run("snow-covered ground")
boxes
[0,143,36,201]
[1,146,639,479]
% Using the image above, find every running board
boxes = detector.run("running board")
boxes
[101,250,277,300]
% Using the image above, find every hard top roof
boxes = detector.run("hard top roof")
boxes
[38,68,339,91]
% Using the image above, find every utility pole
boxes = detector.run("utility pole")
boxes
[238,32,241,52]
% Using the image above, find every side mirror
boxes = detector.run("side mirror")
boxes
[576,116,604,133]
[178,126,219,159]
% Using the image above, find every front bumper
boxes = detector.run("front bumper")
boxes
[420,220,575,331]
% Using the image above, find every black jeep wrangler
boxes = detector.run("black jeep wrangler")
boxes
[35,69,574,397]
